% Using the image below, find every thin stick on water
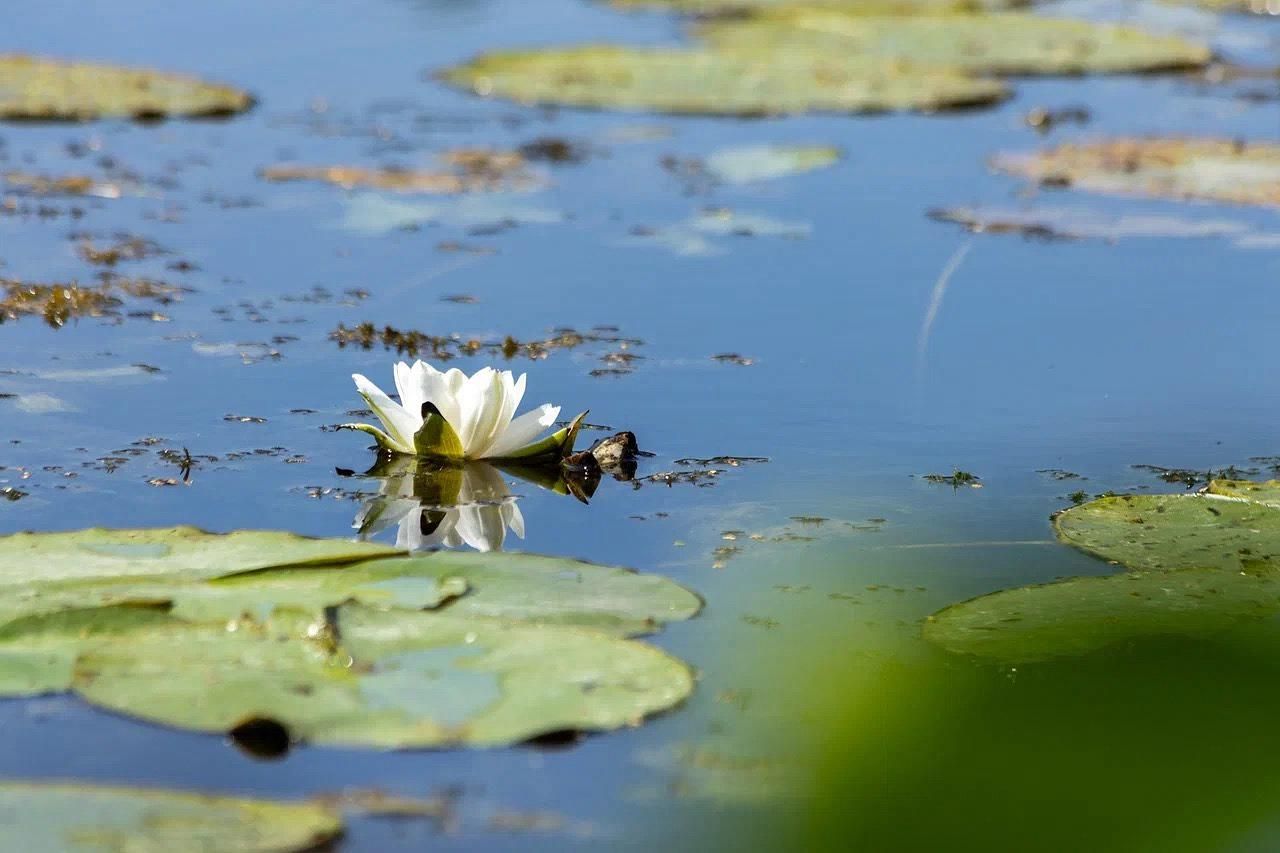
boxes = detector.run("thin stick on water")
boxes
[915,240,973,379]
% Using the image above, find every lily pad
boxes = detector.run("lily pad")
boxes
[0,605,177,697]
[1206,479,1280,508]
[923,565,1280,662]
[0,527,399,630]
[992,139,1280,207]
[0,55,253,121]
[699,13,1211,76]
[0,526,399,588]
[0,782,340,852]
[704,144,841,184]
[1054,493,1280,573]
[338,552,702,636]
[440,47,1008,116]
[73,605,695,748]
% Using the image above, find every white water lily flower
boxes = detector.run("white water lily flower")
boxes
[342,361,585,461]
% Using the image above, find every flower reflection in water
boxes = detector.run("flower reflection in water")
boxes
[352,455,599,553]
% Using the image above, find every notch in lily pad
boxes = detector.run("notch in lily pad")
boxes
[341,360,588,464]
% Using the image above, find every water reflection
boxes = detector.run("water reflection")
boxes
[351,455,600,552]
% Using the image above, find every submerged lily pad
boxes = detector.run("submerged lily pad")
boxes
[993,139,1280,207]
[705,144,841,184]
[923,565,1280,662]
[1054,493,1280,573]
[441,47,1008,116]
[0,55,253,121]
[0,782,340,852]
[73,605,694,748]
[699,13,1210,76]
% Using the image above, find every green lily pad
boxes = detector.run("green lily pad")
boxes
[923,566,1280,662]
[440,46,1008,116]
[1054,493,1280,573]
[1207,479,1280,507]
[993,139,1280,208]
[0,526,399,590]
[0,605,177,697]
[0,55,253,121]
[338,552,702,636]
[0,782,340,852]
[73,605,695,748]
[699,13,1210,76]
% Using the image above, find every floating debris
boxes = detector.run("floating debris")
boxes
[261,148,540,195]
[330,323,643,366]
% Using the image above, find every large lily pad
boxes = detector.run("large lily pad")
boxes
[924,566,1280,662]
[333,553,702,636]
[1054,493,1280,573]
[0,526,399,589]
[699,13,1210,76]
[993,139,1280,208]
[0,782,340,852]
[440,47,1008,116]
[0,606,177,697]
[73,605,694,748]
[0,55,253,121]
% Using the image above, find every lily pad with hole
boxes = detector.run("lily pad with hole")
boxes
[0,782,341,853]
[440,46,1009,116]
[72,605,695,748]
[0,55,253,121]
[699,13,1210,76]
[1054,493,1280,573]
[923,565,1280,662]
[993,139,1280,207]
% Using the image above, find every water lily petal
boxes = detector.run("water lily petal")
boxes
[505,500,526,540]
[484,404,561,458]
[393,362,427,423]
[415,361,463,431]
[456,367,503,455]
[352,374,418,452]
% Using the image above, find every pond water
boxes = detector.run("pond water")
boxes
[3,0,1280,849]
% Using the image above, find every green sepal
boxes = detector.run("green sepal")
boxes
[337,423,404,454]
[413,412,466,460]
[492,411,588,463]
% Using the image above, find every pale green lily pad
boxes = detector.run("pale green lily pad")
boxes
[0,782,340,852]
[705,144,841,184]
[993,139,1280,208]
[923,565,1280,662]
[0,55,253,121]
[73,605,695,748]
[440,47,1008,116]
[342,552,702,636]
[610,0,1024,11]
[1054,493,1280,573]
[0,526,399,588]
[699,12,1210,76]
[0,527,399,632]
[0,606,177,697]
[1207,479,1280,507]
